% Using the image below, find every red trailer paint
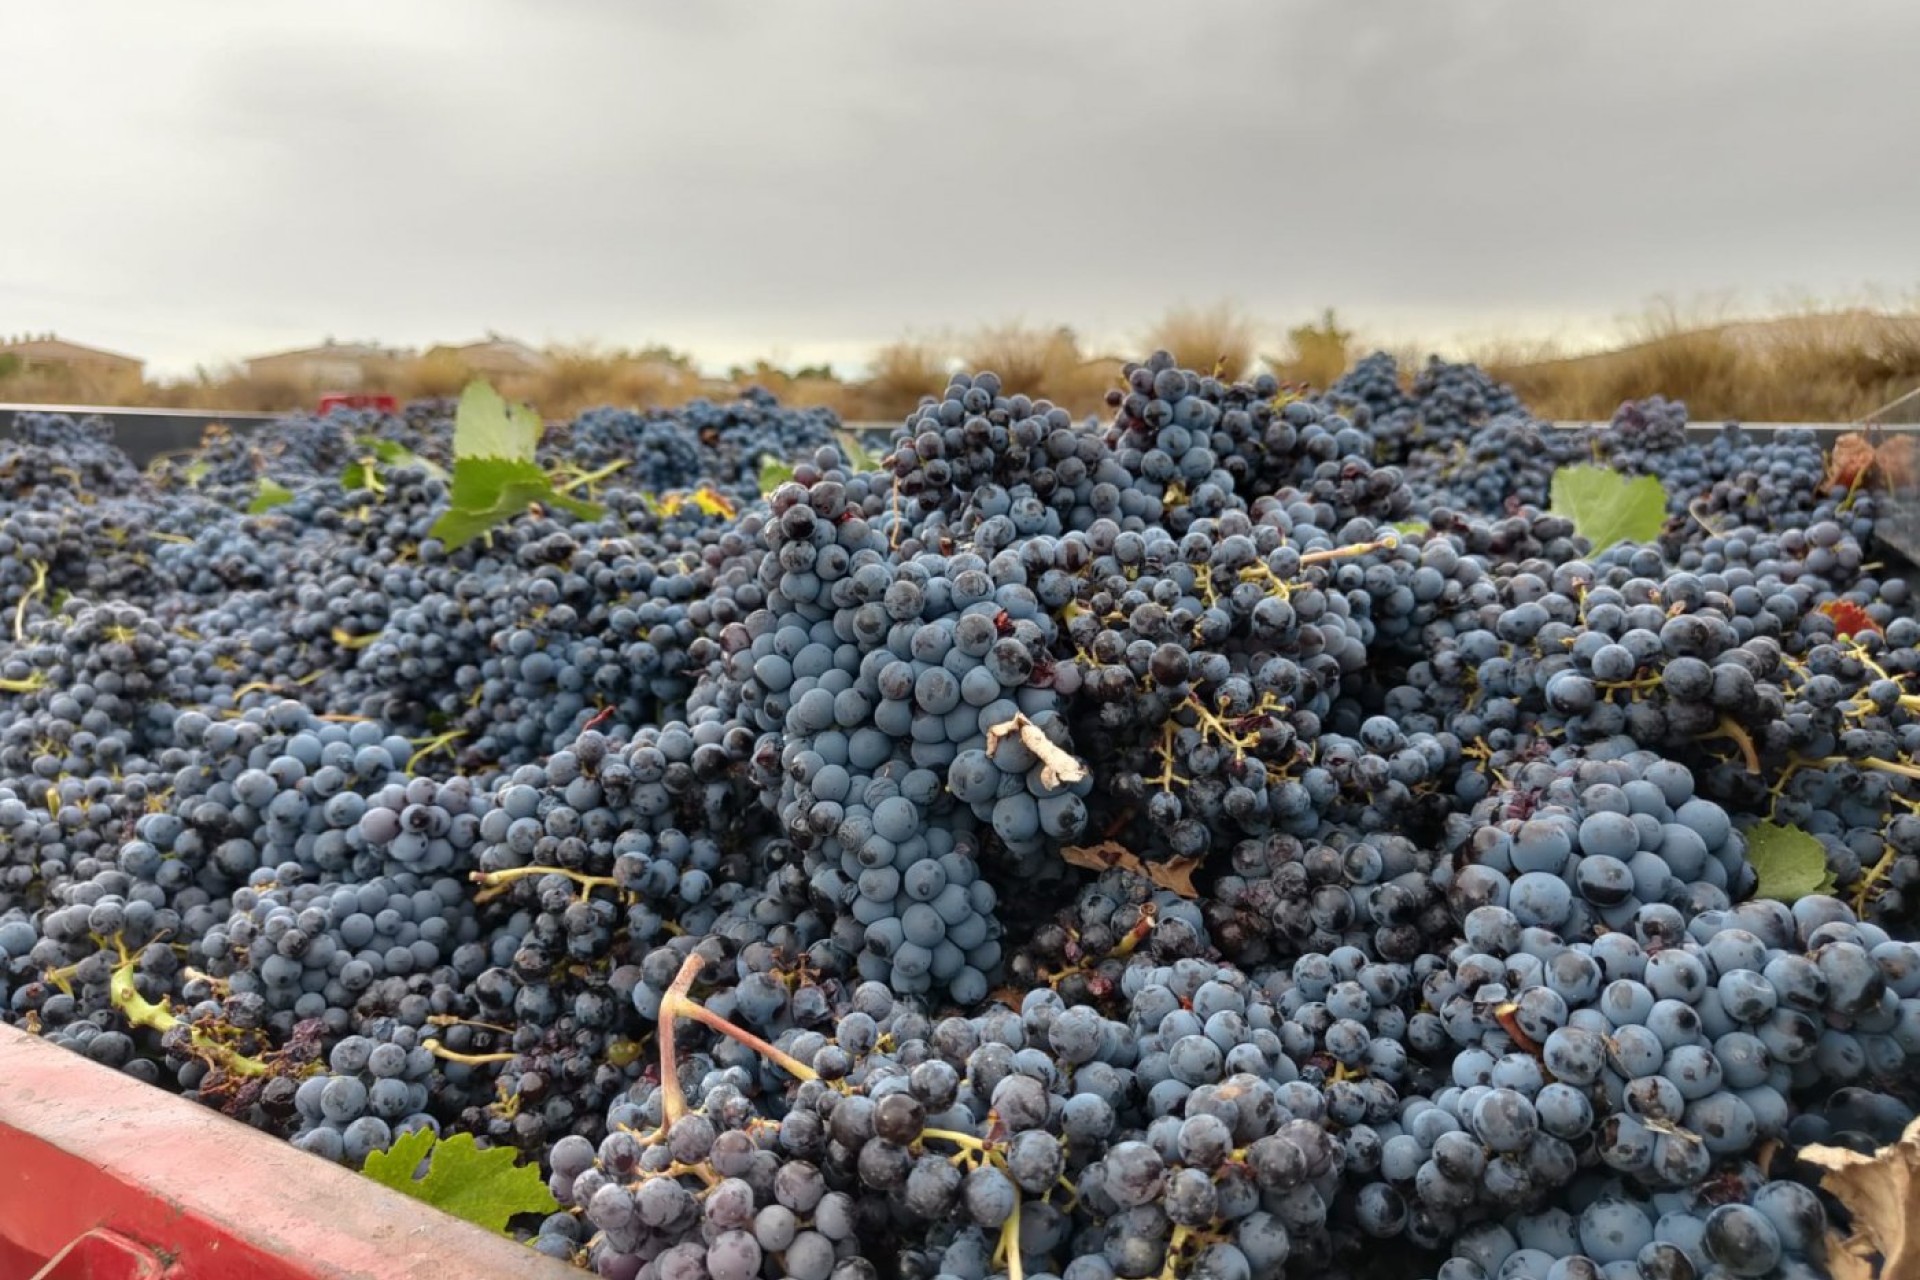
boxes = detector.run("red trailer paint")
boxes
[317,394,400,415]
[0,1024,580,1280]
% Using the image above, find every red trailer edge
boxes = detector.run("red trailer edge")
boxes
[0,1024,581,1279]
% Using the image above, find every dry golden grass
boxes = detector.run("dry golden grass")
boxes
[488,346,679,418]
[382,349,471,400]
[0,361,148,407]
[5,300,1917,427]
[1270,309,1358,391]
[864,338,953,419]
[1140,303,1263,382]
[957,323,1120,415]
[1485,303,1920,423]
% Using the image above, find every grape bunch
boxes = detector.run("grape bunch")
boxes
[0,358,1910,1280]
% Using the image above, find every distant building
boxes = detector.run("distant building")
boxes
[427,334,551,378]
[244,339,409,388]
[0,333,144,379]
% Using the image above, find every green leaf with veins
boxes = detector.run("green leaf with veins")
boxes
[430,381,602,549]
[247,478,295,514]
[360,1128,556,1234]
[836,431,879,472]
[341,458,377,492]
[1744,821,1836,904]
[356,435,446,480]
[759,457,796,494]
[453,380,539,464]
[1549,464,1667,552]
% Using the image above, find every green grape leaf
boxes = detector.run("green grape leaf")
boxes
[247,477,295,514]
[758,457,796,494]
[836,431,880,473]
[1549,465,1667,552]
[361,1128,557,1234]
[1391,519,1428,538]
[453,380,540,465]
[356,435,448,481]
[1745,821,1835,904]
[428,471,601,548]
[445,455,552,518]
[430,381,602,549]
[341,458,377,492]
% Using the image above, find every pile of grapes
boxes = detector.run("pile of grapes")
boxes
[0,352,1913,1280]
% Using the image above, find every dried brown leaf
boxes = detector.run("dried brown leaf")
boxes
[1143,856,1203,899]
[1880,435,1920,493]
[1059,841,1202,900]
[1803,1113,1920,1280]
[1060,840,1143,875]
[1831,432,1879,489]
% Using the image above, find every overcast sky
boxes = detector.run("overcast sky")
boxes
[3,1,1915,378]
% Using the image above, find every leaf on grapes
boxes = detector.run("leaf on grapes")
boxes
[685,486,737,519]
[1879,435,1920,493]
[1819,599,1880,639]
[1828,432,1879,490]
[1745,821,1832,903]
[1391,520,1428,539]
[1549,465,1667,552]
[1801,1112,1920,1280]
[247,477,294,514]
[1145,856,1204,899]
[430,382,603,549]
[1060,841,1203,900]
[759,457,796,495]
[453,380,539,465]
[356,435,448,481]
[360,1125,436,1189]
[640,487,740,520]
[341,458,377,492]
[361,1128,557,1234]
[836,431,879,472]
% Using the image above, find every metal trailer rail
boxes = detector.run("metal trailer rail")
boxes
[0,402,285,470]
[2,402,1912,472]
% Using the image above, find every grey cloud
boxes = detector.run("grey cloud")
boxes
[1,0,1914,374]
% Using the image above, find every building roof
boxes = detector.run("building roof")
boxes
[246,340,407,364]
[451,334,543,355]
[433,335,550,367]
[0,335,144,366]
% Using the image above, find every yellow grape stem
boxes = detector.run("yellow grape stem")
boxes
[468,865,617,905]
[13,560,48,642]
[109,953,270,1078]
[421,1039,517,1066]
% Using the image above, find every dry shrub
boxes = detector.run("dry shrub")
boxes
[395,350,475,400]
[503,346,689,417]
[219,371,314,412]
[13,301,1919,428]
[1140,303,1263,382]
[1270,309,1357,390]
[1491,301,1920,423]
[0,361,151,408]
[601,358,688,412]
[864,338,953,420]
[958,323,1116,415]
[780,376,861,416]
